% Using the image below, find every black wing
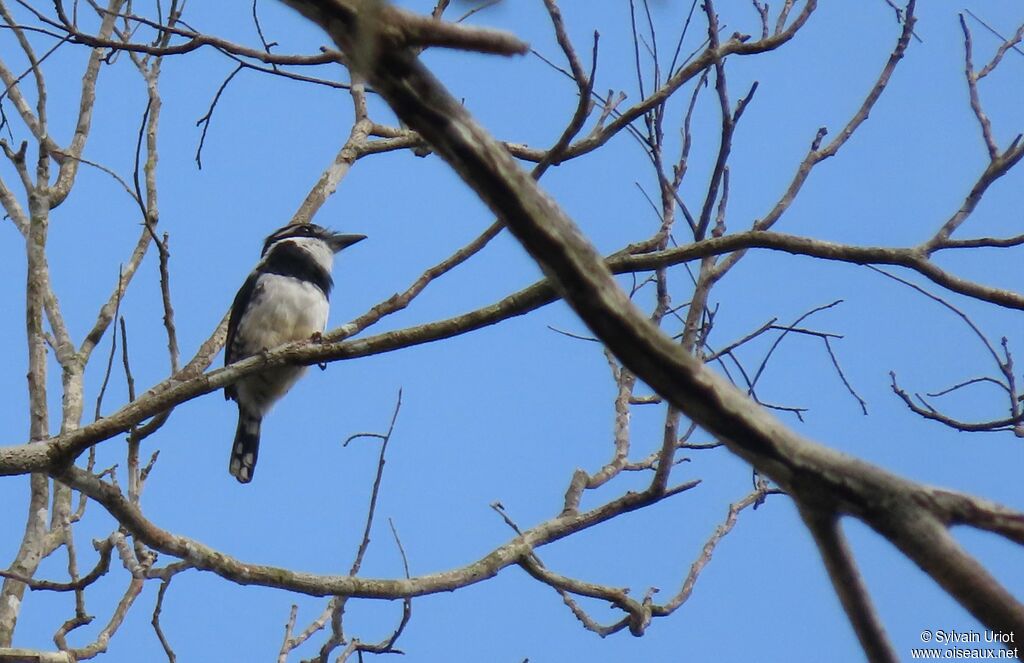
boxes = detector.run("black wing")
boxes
[224,271,260,401]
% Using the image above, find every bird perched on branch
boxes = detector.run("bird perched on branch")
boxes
[224,222,365,483]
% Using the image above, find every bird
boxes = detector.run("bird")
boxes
[224,222,365,483]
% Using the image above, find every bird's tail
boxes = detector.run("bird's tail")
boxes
[229,409,262,484]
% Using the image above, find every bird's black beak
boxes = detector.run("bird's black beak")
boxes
[327,233,366,253]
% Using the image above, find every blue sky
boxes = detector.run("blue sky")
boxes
[1,1,1023,661]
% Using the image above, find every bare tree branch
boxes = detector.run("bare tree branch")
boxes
[799,508,897,663]
[275,0,1024,648]
[1,2,1022,659]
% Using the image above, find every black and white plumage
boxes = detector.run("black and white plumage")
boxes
[224,223,365,483]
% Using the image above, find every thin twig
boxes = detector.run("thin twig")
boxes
[151,578,176,663]
[194,64,243,169]
[93,266,124,420]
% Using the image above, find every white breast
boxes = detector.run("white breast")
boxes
[232,273,330,414]
[235,274,329,355]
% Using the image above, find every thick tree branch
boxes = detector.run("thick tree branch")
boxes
[2,221,1023,478]
[274,0,1024,644]
[51,465,700,601]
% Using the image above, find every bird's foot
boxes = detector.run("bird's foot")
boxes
[310,332,328,370]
